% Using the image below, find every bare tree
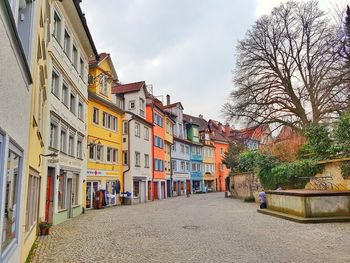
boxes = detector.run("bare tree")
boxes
[223,0,349,131]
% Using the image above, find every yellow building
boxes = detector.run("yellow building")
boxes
[21,0,48,261]
[85,53,124,209]
[164,113,175,196]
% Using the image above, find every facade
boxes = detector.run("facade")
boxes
[164,98,190,195]
[86,53,123,209]
[0,1,32,262]
[112,81,152,204]
[146,98,167,200]
[42,0,98,225]
[21,0,49,260]
[164,113,175,197]
[202,143,217,191]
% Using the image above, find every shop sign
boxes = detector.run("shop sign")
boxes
[87,170,118,177]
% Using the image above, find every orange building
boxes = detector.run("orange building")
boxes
[146,97,167,199]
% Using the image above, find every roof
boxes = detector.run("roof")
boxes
[88,52,109,66]
[163,102,184,110]
[112,81,146,94]
[183,114,208,131]
[275,126,303,143]
[88,52,118,80]
[73,0,99,60]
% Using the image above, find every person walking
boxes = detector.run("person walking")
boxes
[259,189,267,209]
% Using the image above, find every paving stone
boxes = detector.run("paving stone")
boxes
[30,193,350,263]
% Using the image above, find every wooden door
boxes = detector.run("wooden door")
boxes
[45,175,51,221]
[153,182,158,200]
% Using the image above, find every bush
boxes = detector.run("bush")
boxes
[258,159,322,189]
[333,113,350,157]
[236,151,278,174]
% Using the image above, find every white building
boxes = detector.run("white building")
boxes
[42,0,98,225]
[0,1,32,262]
[112,81,153,204]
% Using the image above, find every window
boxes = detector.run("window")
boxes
[53,11,61,41]
[145,154,149,168]
[129,100,135,110]
[154,159,164,171]
[72,45,78,69]
[135,122,140,137]
[80,58,84,77]
[180,144,185,153]
[62,81,69,106]
[50,122,58,149]
[154,136,163,148]
[154,113,163,127]
[123,121,128,134]
[93,108,99,125]
[78,102,83,120]
[58,172,65,210]
[181,161,185,171]
[185,146,189,154]
[107,148,118,163]
[135,152,140,166]
[122,151,128,165]
[72,174,79,206]
[64,30,71,57]
[185,162,189,171]
[144,126,149,140]
[139,98,145,116]
[70,93,76,114]
[193,128,199,137]
[77,138,83,159]
[60,129,67,153]
[68,134,74,156]
[89,144,95,160]
[172,143,176,152]
[2,146,22,251]
[133,181,140,197]
[100,76,108,95]
[220,148,224,155]
[196,147,201,155]
[172,160,177,171]
[102,112,107,127]
[96,145,103,161]
[51,69,60,97]
[25,172,40,232]
[192,163,197,172]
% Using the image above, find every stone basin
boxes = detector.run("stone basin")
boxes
[258,189,350,223]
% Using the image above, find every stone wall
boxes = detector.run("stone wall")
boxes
[305,158,350,191]
[230,173,263,202]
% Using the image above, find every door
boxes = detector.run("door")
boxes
[86,181,99,209]
[45,167,55,222]
[67,178,73,218]
[148,181,151,201]
[161,182,165,199]
[140,181,146,203]
[153,182,158,200]
[186,180,191,194]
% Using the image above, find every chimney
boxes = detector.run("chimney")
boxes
[166,94,170,105]
[224,123,231,137]
[199,114,203,119]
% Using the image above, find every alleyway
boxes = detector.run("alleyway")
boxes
[30,193,350,263]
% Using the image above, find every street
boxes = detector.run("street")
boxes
[30,193,350,263]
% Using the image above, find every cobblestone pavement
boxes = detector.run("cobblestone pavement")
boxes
[30,192,350,263]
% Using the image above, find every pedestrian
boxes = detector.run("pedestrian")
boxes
[259,189,267,209]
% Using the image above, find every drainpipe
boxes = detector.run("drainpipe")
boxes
[122,115,134,196]
[151,100,155,201]
[169,141,173,197]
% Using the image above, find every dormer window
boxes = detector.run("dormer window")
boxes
[99,75,108,95]
[129,100,135,110]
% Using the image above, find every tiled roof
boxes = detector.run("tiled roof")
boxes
[112,81,145,94]
[88,52,109,66]
[163,102,184,110]
[183,114,208,131]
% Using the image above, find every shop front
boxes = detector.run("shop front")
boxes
[86,169,121,209]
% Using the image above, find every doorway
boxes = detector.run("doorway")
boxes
[86,181,99,209]
[45,167,55,223]
[67,178,73,218]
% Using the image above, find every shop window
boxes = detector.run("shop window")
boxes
[2,144,22,251]
[133,181,140,197]
[25,171,40,232]
[58,172,66,210]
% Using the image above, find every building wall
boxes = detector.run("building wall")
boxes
[214,141,229,191]
[0,1,32,262]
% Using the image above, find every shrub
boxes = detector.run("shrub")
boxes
[333,113,350,157]
[258,159,322,189]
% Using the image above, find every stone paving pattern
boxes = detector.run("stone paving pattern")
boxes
[30,193,350,263]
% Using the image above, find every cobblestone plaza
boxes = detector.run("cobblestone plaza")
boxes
[31,193,350,263]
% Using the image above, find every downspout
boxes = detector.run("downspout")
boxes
[122,115,134,195]
[169,140,173,197]
[151,101,155,201]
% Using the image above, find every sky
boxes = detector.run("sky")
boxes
[81,0,346,124]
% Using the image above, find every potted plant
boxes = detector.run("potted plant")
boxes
[38,221,52,236]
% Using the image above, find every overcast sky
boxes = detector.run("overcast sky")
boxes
[81,0,346,124]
